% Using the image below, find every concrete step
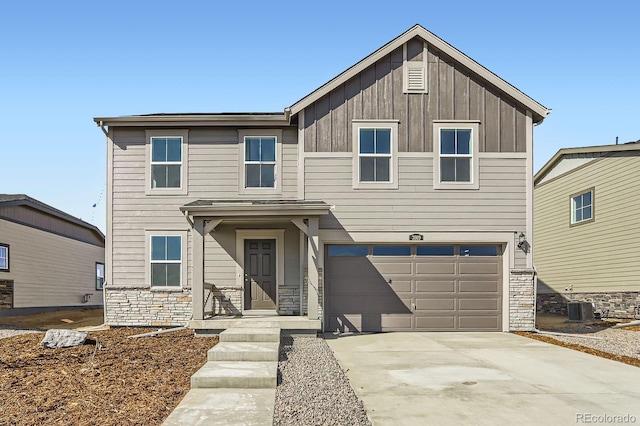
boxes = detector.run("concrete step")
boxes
[191,361,278,389]
[208,342,280,362]
[219,327,280,343]
[162,388,275,426]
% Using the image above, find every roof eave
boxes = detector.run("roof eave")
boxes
[180,203,331,217]
[289,24,550,122]
[534,143,640,185]
[93,113,291,128]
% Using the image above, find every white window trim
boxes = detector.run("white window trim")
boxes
[352,120,399,189]
[570,187,595,226]
[145,230,188,290]
[238,129,283,195]
[0,244,8,272]
[433,121,480,190]
[145,129,189,196]
[96,262,105,290]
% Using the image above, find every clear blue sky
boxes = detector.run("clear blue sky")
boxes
[1,1,638,234]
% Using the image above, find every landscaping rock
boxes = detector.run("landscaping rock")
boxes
[40,329,88,348]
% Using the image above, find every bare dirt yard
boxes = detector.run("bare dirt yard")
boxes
[0,310,217,426]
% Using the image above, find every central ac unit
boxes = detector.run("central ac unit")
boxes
[567,301,594,321]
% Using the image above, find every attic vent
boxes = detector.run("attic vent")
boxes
[404,63,426,93]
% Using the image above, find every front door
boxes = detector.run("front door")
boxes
[244,239,277,310]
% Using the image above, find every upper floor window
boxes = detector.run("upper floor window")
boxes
[238,129,282,195]
[245,136,276,188]
[96,262,105,290]
[150,235,182,287]
[151,137,182,188]
[352,120,399,189]
[0,244,8,272]
[571,188,594,225]
[145,130,189,195]
[433,121,479,190]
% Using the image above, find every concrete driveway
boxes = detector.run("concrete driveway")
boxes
[325,332,640,425]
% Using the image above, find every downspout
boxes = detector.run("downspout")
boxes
[98,120,109,137]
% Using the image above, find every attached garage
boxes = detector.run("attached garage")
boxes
[324,244,502,332]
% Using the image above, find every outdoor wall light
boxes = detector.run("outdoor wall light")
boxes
[517,232,529,253]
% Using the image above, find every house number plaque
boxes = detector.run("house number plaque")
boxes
[409,234,424,241]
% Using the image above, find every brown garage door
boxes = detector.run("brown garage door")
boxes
[324,244,502,332]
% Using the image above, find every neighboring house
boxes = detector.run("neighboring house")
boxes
[534,142,640,318]
[0,194,105,315]
[94,25,549,332]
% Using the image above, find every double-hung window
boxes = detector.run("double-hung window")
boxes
[433,121,479,190]
[571,188,594,225]
[245,136,276,188]
[150,236,182,287]
[352,121,399,189]
[0,244,8,272]
[359,128,391,182]
[151,137,182,188]
[145,130,188,195]
[238,129,282,194]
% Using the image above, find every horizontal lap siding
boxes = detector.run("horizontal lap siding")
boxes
[535,153,640,293]
[303,38,528,154]
[111,127,298,288]
[0,219,104,308]
[306,156,526,230]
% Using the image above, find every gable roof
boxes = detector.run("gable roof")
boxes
[288,24,550,123]
[534,141,640,185]
[0,194,105,241]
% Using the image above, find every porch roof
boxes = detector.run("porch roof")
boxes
[180,199,331,218]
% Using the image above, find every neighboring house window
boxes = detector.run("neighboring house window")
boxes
[433,121,480,190]
[571,188,594,225]
[96,262,105,290]
[151,137,182,188]
[0,244,8,272]
[352,121,399,189]
[150,236,182,287]
[245,136,276,188]
[145,130,189,195]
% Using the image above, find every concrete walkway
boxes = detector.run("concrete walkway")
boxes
[325,332,640,426]
[163,328,279,426]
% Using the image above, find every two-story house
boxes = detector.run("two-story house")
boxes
[94,25,548,332]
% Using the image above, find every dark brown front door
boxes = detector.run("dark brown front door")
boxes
[244,239,276,310]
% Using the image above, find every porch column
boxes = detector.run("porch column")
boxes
[307,217,320,320]
[192,218,205,321]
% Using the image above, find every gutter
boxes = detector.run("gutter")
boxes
[98,120,108,137]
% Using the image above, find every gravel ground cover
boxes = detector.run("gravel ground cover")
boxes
[274,336,371,426]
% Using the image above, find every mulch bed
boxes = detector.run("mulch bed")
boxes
[0,328,216,426]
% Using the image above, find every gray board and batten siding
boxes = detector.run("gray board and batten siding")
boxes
[302,38,528,154]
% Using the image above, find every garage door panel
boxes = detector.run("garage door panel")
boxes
[415,316,456,330]
[328,295,411,313]
[458,298,501,311]
[415,262,455,274]
[459,262,499,275]
[380,315,413,330]
[371,262,413,275]
[389,280,412,292]
[459,281,500,293]
[458,316,500,330]
[415,298,455,311]
[416,280,455,293]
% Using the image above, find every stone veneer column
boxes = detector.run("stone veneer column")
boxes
[509,269,535,331]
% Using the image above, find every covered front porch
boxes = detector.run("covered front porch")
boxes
[180,200,330,333]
